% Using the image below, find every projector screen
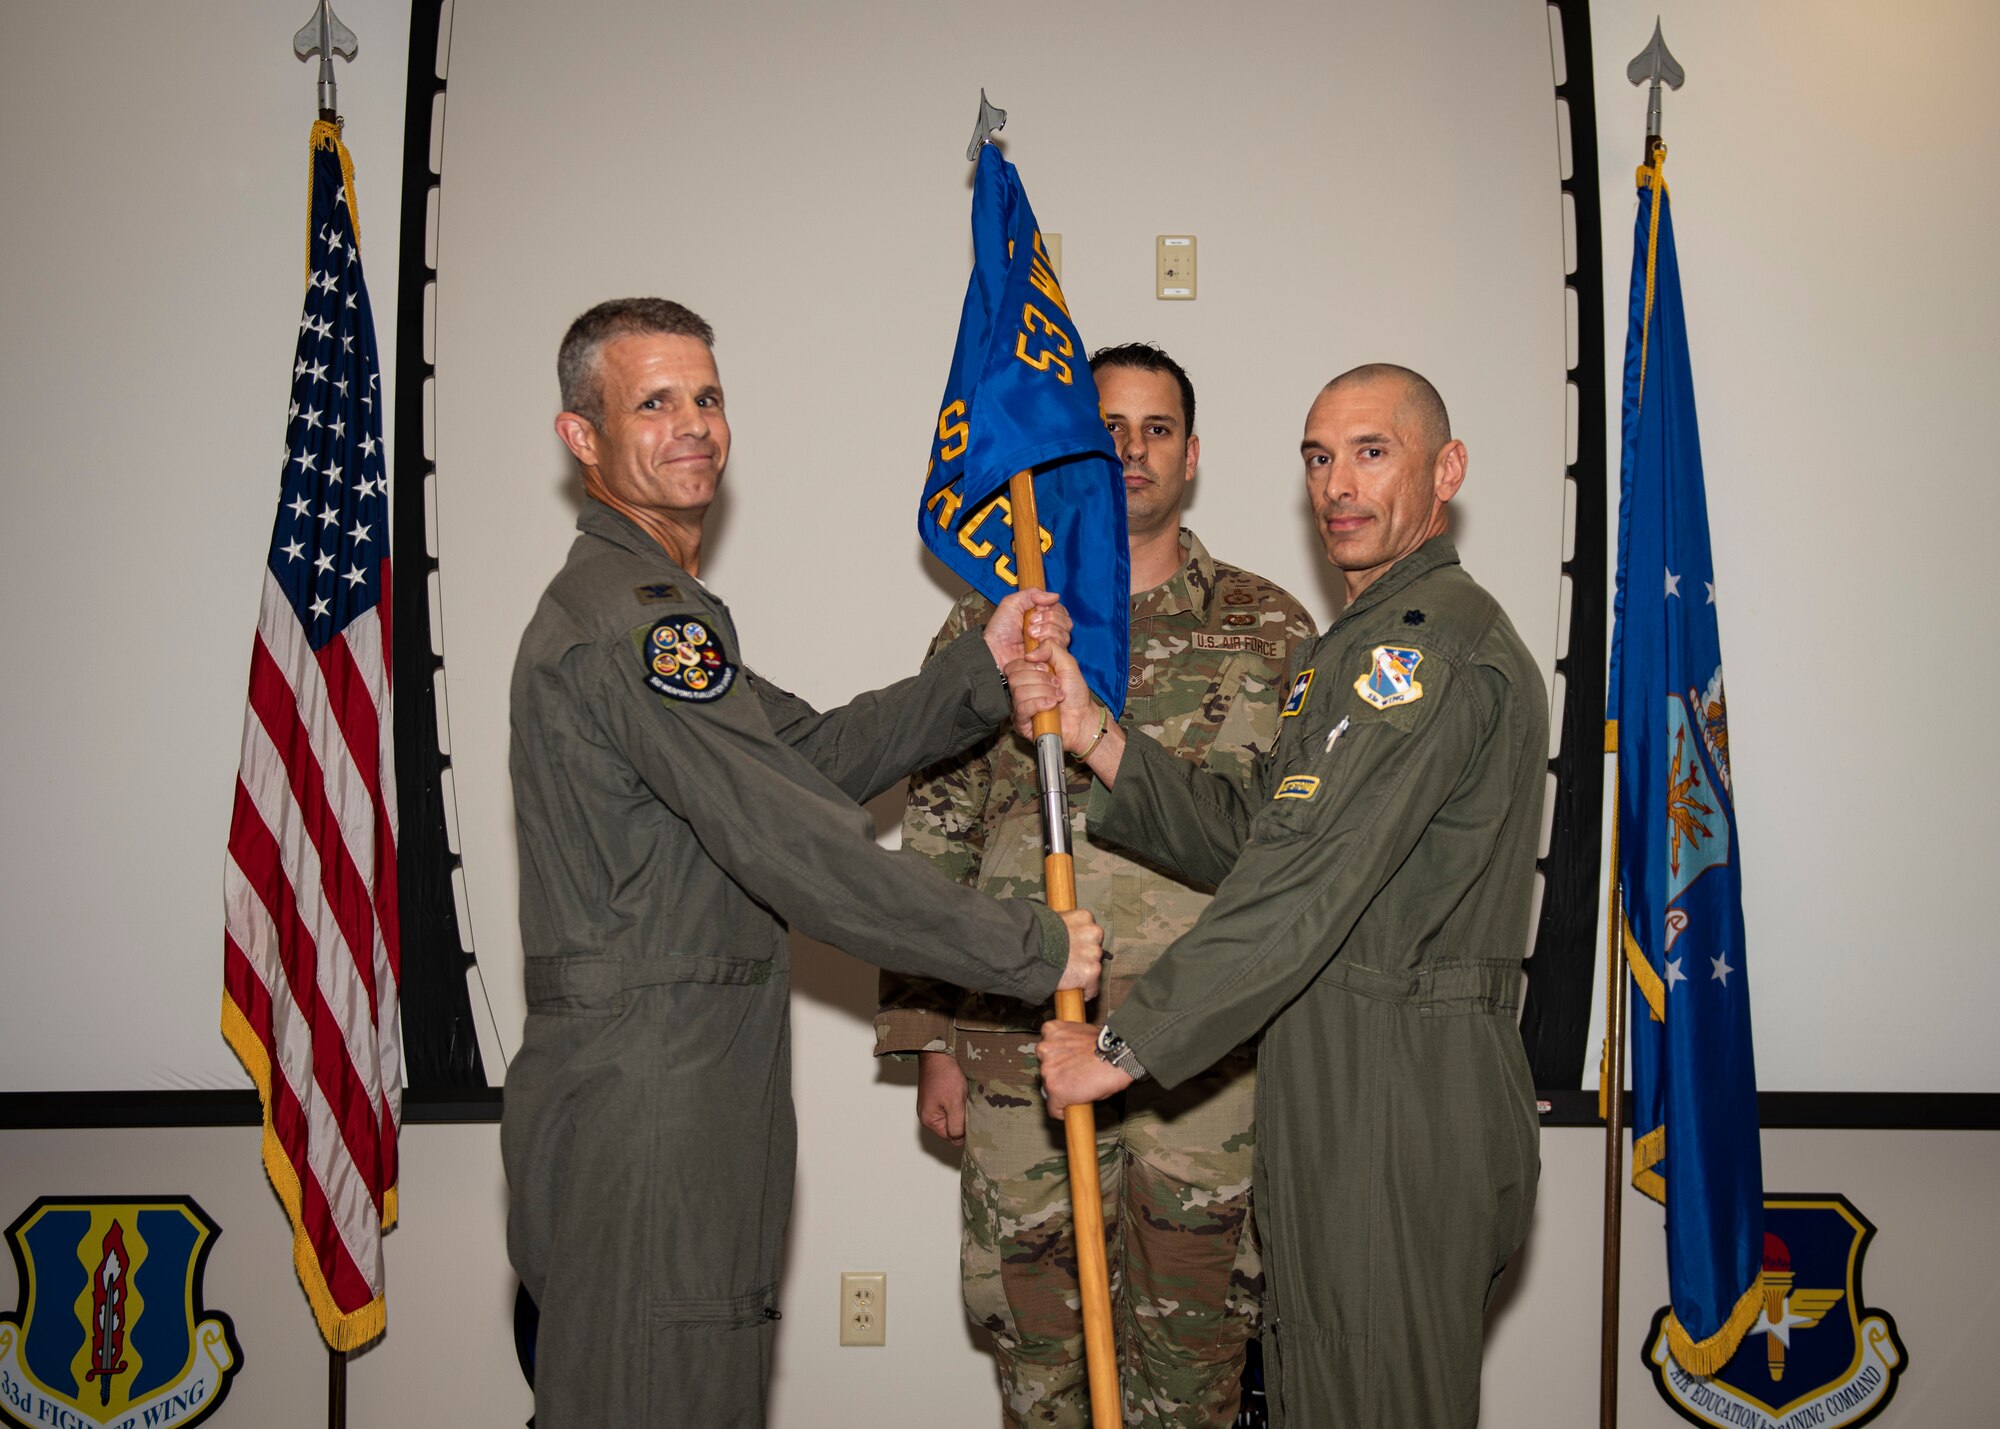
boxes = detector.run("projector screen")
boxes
[425,0,1571,1075]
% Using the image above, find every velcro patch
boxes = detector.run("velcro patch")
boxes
[634,582,683,603]
[1354,646,1424,710]
[1281,668,1315,717]
[1193,632,1281,659]
[1274,775,1321,801]
[642,617,737,702]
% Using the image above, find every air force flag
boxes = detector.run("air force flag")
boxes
[1609,145,1766,1377]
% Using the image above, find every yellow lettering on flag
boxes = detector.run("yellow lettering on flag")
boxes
[936,399,970,462]
[1027,231,1071,317]
[1014,304,1074,384]
[926,483,964,530]
[958,494,1008,559]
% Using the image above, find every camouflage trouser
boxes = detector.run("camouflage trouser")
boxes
[955,1032,1261,1429]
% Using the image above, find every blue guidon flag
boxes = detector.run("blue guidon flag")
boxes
[920,142,1129,716]
[1608,142,1766,1376]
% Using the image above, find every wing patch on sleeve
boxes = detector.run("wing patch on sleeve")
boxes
[639,617,738,702]
[1354,646,1424,710]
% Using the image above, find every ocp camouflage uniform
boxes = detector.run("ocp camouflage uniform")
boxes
[876,531,1314,1428]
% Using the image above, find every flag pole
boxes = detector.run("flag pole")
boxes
[328,1348,347,1429]
[292,12,363,1429]
[1601,27,1685,1423]
[1008,465,1121,1429]
[1598,781,1627,1429]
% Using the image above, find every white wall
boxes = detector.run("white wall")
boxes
[1578,0,2000,1093]
[2,1123,1988,1427]
[0,0,411,1092]
[429,0,1569,1078]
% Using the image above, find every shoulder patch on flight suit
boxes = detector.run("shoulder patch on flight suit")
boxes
[638,616,738,703]
[1354,646,1424,710]
[1273,774,1321,801]
[633,582,683,603]
[1281,668,1315,717]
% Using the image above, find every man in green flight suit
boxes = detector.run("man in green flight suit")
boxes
[1026,365,1545,1428]
[502,298,1104,1429]
[876,344,1316,1427]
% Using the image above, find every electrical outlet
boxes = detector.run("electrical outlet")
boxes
[839,1271,886,1347]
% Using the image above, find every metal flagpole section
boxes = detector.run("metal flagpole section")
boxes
[1627,19,1684,155]
[965,92,1119,1427]
[294,0,358,121]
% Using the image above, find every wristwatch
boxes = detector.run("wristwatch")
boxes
[1095,1023,1149,1081]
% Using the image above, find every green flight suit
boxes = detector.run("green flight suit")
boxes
[1093,537,1544,1428]
[502,500,1071,1429]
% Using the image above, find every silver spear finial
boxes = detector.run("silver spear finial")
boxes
[1626,19,1685,149]
[966,89,1008,162]
[294,1,359,120]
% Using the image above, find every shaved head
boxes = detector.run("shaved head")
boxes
[1321,364,1451,458]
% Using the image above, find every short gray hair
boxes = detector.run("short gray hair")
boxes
[558,298,714,428]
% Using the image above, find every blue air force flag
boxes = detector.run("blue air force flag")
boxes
[920,143,1129,716]
[1608,146,1766,1376]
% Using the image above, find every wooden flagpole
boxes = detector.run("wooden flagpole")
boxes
[1007,468,1121,1427]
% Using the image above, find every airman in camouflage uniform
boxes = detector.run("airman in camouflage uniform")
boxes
[877,347,1316,1428]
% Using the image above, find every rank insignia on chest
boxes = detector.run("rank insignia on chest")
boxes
[1273,774,1320,801]
[1281,668,1315,717]
[643,618,737,702]
[633,582,683,603]
[1355,646,1424,710]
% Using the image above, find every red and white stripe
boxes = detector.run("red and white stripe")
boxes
[223,564,400,1350]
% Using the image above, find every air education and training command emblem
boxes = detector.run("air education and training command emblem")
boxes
[0,1197,242,1429]
[1355,645,1424,710]
[643,618,736,703]
[1645,1194,1907,1429]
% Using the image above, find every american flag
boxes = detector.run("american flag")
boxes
[222,120,401,1352]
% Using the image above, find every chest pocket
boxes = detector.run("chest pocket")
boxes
[1247,688,1416,843]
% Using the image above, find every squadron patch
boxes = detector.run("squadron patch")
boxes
[1274,775,1321,801]
[642,618,737,703]
[1280,668,1315,717]
[1355,646,1424,710]
[633,582,683,603]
